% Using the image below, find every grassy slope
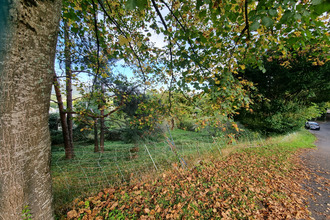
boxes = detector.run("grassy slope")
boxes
[62,130,316,219]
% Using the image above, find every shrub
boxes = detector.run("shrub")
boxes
[49,113,59,131]
[237,101,319,134]
[73,125,90,142]
[178,119,196,131]
[120,125,164,144]
[120,128,142,144]
[105,129,123,141]
[50,130,64,145]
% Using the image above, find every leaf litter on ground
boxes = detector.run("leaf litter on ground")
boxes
[65,133,316,220]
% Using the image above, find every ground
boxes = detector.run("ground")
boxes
[301,122,330,220]
[63,131,317,219]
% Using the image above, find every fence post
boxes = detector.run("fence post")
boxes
[144,144,158,171]
[116,163,127,183]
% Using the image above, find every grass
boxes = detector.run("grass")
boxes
[64,129,316,219]
[52,128,314,218]
[52,128,232,215]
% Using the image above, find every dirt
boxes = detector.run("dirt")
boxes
[300,122,330,220]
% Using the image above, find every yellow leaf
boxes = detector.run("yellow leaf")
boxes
[215,42,222,48]
[73,6,81,11]
[101,73,108,78]
[232,123,239,132]
[111,2,119,7]
[118,35,130,46]
[239,64,246,70]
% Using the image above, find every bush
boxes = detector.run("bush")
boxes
[120,128,142,144]
[140,126,164,142]
[178,119,196,131]
[73,125,90,142]
[49,113,59,131]
[50,130,64,145]
[105,129,123,141]
[120,125,164,144]
[237,101,317,134]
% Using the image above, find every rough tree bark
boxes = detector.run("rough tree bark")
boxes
[53,74,74,159]
[0,0,61,219]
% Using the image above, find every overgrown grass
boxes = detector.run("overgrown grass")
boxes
[52,129,314,218]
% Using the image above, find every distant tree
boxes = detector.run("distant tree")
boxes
[74,76,126,152]
[236,51,330,134]
[64,20,75,158]
[53,74,75,158]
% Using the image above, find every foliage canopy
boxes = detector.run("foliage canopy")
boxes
[58,0,329,131]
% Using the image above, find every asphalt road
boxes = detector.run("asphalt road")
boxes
[301,122,330,220]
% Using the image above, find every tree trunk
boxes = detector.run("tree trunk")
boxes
[53,75,74,159]
[99,83,105,153]
[64,20,74,156]
[94,118,99,152]
[0,0,61,219]
[100,112,105,153]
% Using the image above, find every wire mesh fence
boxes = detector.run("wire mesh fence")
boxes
[51,129,265,213]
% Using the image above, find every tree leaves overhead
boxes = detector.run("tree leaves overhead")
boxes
[126,0,148,10]
[60,0,329,121]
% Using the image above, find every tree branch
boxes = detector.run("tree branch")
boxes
[97,0,147,82]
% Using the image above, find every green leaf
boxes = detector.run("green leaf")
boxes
[250,21,260,31]
[136,0,148,9]
[199,10,207,18]
[280,11,293,23]
[85,201,90,209]
[294,13,302,20]
[313,2,330,15]
[268,9,277,17]
[261,17,274,28]
[312,0,322,5]
[126,0,136,10]
[196,0,203,10]
[71,27,78,34]
[305,30,312,39]
[302,9,310,17]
